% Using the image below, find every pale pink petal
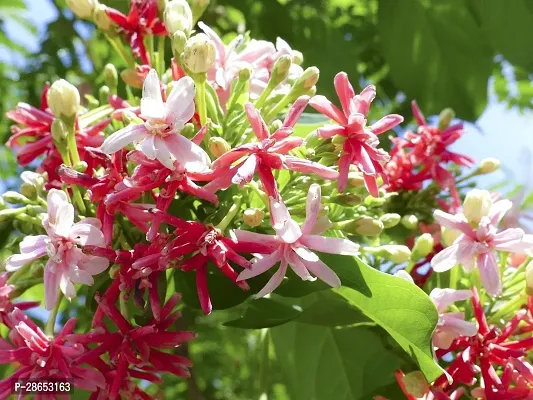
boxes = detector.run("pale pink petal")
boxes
[283,156,339,181]
[287,251,314,281]
[301,258,341,288]
[491,229,533,252]
[429,288,473,313]
[59,272,76,300]
[141,69,165,119]
[69,222,105,246]
[232,154,258,186]
[165,133,211,173]
[70,269,94,285]
[269,137,303,153]
[315,124,346,139]
[6,248,47,271]
[255,259,288,298]
[238,40,276,65]
[232,230,279,247]
[76,218,102,229]
[489,199,512,226]
[79,256,109,275]
[433,331,456,350]
[282,95,309,128]
[311,216,333,235]
[47,189,68,225]
[153,136,175,170]
[439,313,478,337]
[47,192,74,237]
[100,124,148,154]
[237,249,281,281]
[350,85,376,116]
[370,114,404,135]
[411,100,427,126]
[309,95,347,125]
[431,243,461,272]
[333,72,355,119]
[300,235,359,256]
[245,103,269,140]
[269,197,302,244]
[19,235,48,254]
[300,183,321,235]
[477,252,501,296]
[337,153,351,193]
[291,245,319,262]
[44,260,61,310]
[141,135,157,160]
[165,76,195,125]
[433,210,470,234]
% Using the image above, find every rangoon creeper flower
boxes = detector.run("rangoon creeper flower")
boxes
[429,288,477,350]
[5,189,109,310]
[309,72,404,195]
[101,69,211,172]
[235,184,359,297]
[431,189,533,296]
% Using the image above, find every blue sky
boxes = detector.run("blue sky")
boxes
[2,0,533,194]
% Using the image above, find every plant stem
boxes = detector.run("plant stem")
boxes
[157,35,166,76]
[263,93,292,123]
[216,196,242,231]
[106,35,135,67]
[195,77,208,126]
[45,292,64,337]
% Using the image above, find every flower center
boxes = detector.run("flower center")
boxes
[145,119,174,137]
[46,238,75,264]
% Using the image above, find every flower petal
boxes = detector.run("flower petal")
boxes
[232,230,279,247]
[287,251,314,281]
[283,156,339,181]
[165,133,211,173]
[141,69,165,119]
[245,103,269,140]
[300,235,360,256]
[433,210,469,234]
[309,95,347,125]
[439,313,478,337]
[300,183,321,235]
[429,288,473,313]
[333,72,355,119]
[69,222,105,246]
[232,154,258,186]
[315,124,345,139]
[166,76,196,125]
[237,250,281,281]
[255,259,288,298]
[431,243,461,272]
[477,252,501,296]
[79,256,109,275]
[141,134,157,160]
[370,114,403,135]
[269,197,302,244]
[291,245,319,262]
[301,258,341,288]
[154,136,175,170]
[100,124,148,154]
[489,199,512,226]
[44,260,61,310]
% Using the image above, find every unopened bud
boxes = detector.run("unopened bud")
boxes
[292,50,303,65]
[180,123,195,138]
[270,120,283,132]
[51,119,69,143]
[86,94,99,109]
[479,158,500,174]
[348,172,364,187]
[395,270,414,283]
[182,33,216,74]
[412,233,434,259]
[20,184,37,200]
[172,31,188,57]
[109,264,121,279]
[331,134,345,147]
[3,191,29,205]
[21,171,45,189]
[290,67,319,95]
[401,371,429,398]
[47,79,80,118]
[239,67,252,81]
[67,0,97,19]
[0,208,23,222]
[438,108,455,130]
[463,189,492,226]
[104,64,118,91]
[270,55,292,86]
[243,209,265,227]
[99,85,110,105]
[208,137,231,158]
[94,4,112,31]
[380,213,401,229]
[364,195,386,207]
[0,197,6,211]
[401,214,418,230]
[74,161,88,172]
[354,216,384,236]
[367,245,411,263]
[164,0,193,36]
[331,194,362,207]
[123,111,144,125]
[526,261,533,296]
[441,226,461,247]
[121,68,143,89]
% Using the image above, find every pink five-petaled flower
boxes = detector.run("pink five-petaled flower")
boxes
[100,69,211,173]
[431,190,533,296]
[430,288,478,350]
[5,189,109,310]
[0,308,105,399]
[206,99,338,198]
[235,184,359,297]
[309,72,403,195]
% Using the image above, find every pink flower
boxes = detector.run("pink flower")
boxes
[429,288,477,350]
[309,72,403,195]
[5,189,109,310]
[0,308,105,398]
[235,184,359,297]
[431,191,533,296]
[100,69,211,173]
[0,273,39,326]
[206,99,338,198]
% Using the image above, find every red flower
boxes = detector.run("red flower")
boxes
[106,0,167,65]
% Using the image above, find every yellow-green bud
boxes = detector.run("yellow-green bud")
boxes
[239,67,252,81]
[348,172,365,188]
[99,85,110,105]
[3,191,29,205]
[438,108,455,130]
[182,33,216,74]
[123,111,144,125]
[121,68,143,89]
[292,50,303,65]
[20,184,37,200]
[94,4,112,31]
[331,134,345,147]
[402,371,429,398]
[412,233,434,259]
[74,161,89,172]
[51,118,69,143]
[479,157,500,174]
[354,216,384,236]
[364,195,386,207]
[526,260,533,296]
[270,55,292,86]
[0,208,23,222]
[109,264,121,279]
[208,137,231,158]
[441,226,461,247]
[47,79,80,118]
[401,214,418,230]
[380,213,401,229]
[367,245,411,263]
[331,194,362,207]
[172,31,188,57]
[290,67,319,95]
[104,64,118,91]
[67,0,97,19]
[164,0,193,36]
[463,189,492,226]
[243,208,265,227]
[180,123,196,138]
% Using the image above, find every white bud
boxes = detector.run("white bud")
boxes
[243,209,265,227]
[47,79,80,118]
[479,158,500,174]
[463,189,492,226]
[208,137,231,158]
[412,233,434,259]
[182,33,216,74]
[164,0,193,36]
[67,0,97,19]
[441,226,461,247]
[94,4,112,31]
[401,214,418,230]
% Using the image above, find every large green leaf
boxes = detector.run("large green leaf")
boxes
[322,254,443,382]
[271,323,409,400]
[377,0,492,120]
[224,298,303,328]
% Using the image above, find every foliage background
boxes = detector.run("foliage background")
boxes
[1,0,533,399]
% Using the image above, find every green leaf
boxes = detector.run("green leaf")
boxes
[271,322,409,400]
[322,254,443,382]
[378,0,492,120]
[224,298,302,328]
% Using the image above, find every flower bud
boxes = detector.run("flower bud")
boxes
[172,31,188,56]
[3,191,29,205]
[354,216,384,236]
[479,157,500,174]
[243,208,265,227]
[270,55,292,86]
[47,79,80,118]
[331,194,362,207]
[379,213,401,229]
[292,50,304,65]
[0,197,6,211]
[401,371,429,398]
[51,118,69,143]
[526,260,533,296]
[121,68,143,89]
[74,161,89,172]
[164,0,193,36]
[348,172,365,188]
[208,137,231,158]
[109,264,121,279]
[0,208,23,222]
[441,226,461,247]
[104,63,118,91]
[239,66,252,81]
[20,184,37,200]
[94,4,112,31]
[463,189,492,226]
[21,171,45,190]
[438,108,455,130]
[412,233,434,260]
[367,245,411,263]
[67,0,97,19]
[401,214,418,230]
[30,261,44,278]
[99,85,110,105]
[182,33,216,74]
[364,195,386,208]
[290,67,319,95]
